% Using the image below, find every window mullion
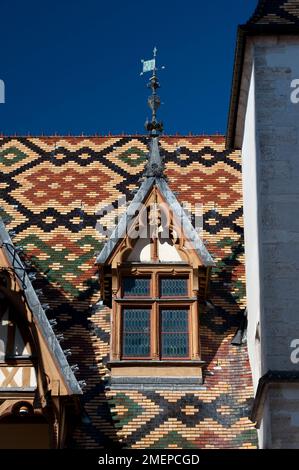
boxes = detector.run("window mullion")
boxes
[190,301,199,360]
[113,303,121,361]
[151,301,159,360]
[151,272,158,359]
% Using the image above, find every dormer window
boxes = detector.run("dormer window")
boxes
[118,271,193,361]
[96,151,214,386]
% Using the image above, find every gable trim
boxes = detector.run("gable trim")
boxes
[156,179,214,267]
[96,177,155,265]
[96,176,214,267]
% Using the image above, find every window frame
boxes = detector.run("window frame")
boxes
[159,306,191,360]
[113,267,199,362]
[121,275,152,298]
[120,302,192,361]
[121,305,152,360]
[158,275,190,299]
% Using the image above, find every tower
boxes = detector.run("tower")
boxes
[227,0,299,449]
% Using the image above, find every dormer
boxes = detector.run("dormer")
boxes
[96,138,214,387]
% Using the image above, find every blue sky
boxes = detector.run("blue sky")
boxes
[0,0,257,136]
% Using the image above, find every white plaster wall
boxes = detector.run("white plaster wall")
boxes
[241,36,299,448]
[242,63,263,392]
[158,239,182,262]
[0,366,37,388]
[254,37,299,372]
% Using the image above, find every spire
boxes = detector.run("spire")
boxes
[141,47,165,178]
[142,47,164,135]
[144,136,165,177]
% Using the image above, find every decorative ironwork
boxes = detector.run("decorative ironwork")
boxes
[122,308,150,357]
[161,309,189,358]
[141,48,166,178]
[141,47,164,136]
[0,242,28,290]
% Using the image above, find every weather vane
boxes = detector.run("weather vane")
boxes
[141,47,165,136]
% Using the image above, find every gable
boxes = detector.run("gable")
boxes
[96,175,214,268]
[125,227,184,263]
[120,183,204,265]
[0,220,81,396]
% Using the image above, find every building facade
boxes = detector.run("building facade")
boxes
[227,0,299,449]
[0,134,257,448]
[2,0,299,449]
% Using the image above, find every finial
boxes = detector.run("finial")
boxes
[141,47,164,136]
[143,137,165,178]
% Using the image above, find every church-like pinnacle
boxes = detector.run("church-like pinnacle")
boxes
[141,47,165,178]
[141,47,164,135]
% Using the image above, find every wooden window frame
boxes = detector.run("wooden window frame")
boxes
[158,275,190,299]
[121,305,152,360]
[121,275,152,298]
[159,306,191,360]
[112,266,201,362]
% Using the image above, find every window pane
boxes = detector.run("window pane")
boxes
[161,309,189,358]
[122,309,150,357]
[160,278,188,297]
[123,277,150,296]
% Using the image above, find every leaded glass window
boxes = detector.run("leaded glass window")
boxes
[160,309,189,358]
[122,309,151,357]
[123,277,150,297]
[160,278,188,297]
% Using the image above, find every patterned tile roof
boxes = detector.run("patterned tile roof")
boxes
[227,0,299,149]
[248,0,299,26]
[0,136,258,448]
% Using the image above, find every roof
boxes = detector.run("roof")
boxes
[0,217,82,395]
[248,0,299,26]
[0,135,227,294]
[0,136,255,448]
[96,136,214,266]
[226,0,299,149]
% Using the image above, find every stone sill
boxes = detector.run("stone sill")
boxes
[108,376,206,391]
[107,360,205,368]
